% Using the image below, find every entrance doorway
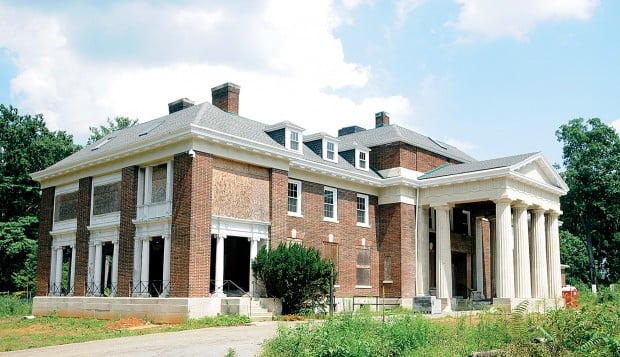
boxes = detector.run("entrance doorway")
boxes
[149,236,164,296]
[210,236,251,295]
[452,252,469,298]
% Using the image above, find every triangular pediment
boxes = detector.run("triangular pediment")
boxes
[511,154,568,192]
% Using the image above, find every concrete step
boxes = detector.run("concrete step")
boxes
[250,312,273,322]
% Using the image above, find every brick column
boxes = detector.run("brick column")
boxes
[546,211,562,298]
[36,187,55,296]
[118,166,138,297]
[74,177,92,296]
[494,198,514,299]
[269,169,288,247]
[530,209,548,298]
[513,204,531,298]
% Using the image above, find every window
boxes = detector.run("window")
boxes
[356,194,369,226]
[288,180,302,216]
[54,191,78,222]
[356,249,371,287]
[325,141,336,162]
[289,131,300,151]
[356,149,369,170]
[92,182,121,215]
[137,162,172,206]
[151,164,167,203]
[323,187,338,221]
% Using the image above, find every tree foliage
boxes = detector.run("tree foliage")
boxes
[556,118,620,284]
[0,104,79,291]
[252,243,335,314]
[559,230,589,285]
[87,116,138,145]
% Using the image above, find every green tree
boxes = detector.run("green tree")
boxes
[252,243,334,314]
[87,116,138,145]
[556,118,620,285]
[0,104,79,291]
[559,230,589,285]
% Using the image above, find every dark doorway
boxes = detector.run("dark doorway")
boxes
[149,236,164,296]
[209,235,251,294]
[452,252,468,298]
[100,243,114,296]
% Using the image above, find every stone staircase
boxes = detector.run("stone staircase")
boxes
[249,298,273,322]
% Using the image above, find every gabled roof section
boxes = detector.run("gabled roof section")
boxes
[419,152,569,193]
[337,124,476,163]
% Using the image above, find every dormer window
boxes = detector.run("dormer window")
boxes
[289,130,300,151]
[356,149,369,171]
[325,141,337,162]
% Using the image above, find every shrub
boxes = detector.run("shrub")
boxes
[252,243,334,314]
[0,293,32,317]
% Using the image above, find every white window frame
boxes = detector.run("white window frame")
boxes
[287,179,302,217]
[429,207,436,233]
[356,194,370,227]
[355,149,369,171]
[463,210,471,236]
[285,128,303,153]
[323,140,338,163]
[323,186,338,222]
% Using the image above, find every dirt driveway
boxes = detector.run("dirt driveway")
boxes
[1,321,295,357]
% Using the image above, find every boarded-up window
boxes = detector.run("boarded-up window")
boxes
[92,182,121,215]
[151,164,167,203]
[54,191,78,222]
[323,243,338,283]
[356,249,371,286]
[384,256,392,281]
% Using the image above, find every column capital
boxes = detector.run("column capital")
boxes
[546,210,561,217]
[531,208,546,215]
[492,197,513,205]
[431,204,451,211]
[512,202,529,209]
[217,234,227,239]
[248,236,260,242]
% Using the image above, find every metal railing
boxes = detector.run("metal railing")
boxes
[85,282,118,297]
[48,282,74,296]
[352,296,401,311]
[210,280,248,296]
[130,280,170,297]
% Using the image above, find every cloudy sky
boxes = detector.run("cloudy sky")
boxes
[0,0,618,165]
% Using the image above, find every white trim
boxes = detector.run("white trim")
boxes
[211,216,270,240]
[287,179,303,217]
[285,128,303,153]
[355,285,373,289]
[355,149,369,171]
[92,172,122,186]
[356,193,370,227]
[55,183,79,195]
[324,140,338,163]
[323,186,338,222]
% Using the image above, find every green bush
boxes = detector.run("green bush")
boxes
[0,294,32,317]
[252,243,334,314]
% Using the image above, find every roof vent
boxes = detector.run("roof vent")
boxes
[168,98,194,114]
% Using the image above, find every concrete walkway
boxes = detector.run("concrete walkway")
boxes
[1,321,297,357]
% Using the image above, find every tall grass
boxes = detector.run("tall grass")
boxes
[0,293,32,317]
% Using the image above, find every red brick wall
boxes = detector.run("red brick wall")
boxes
[171,152,213,297]
[74,177,92,296]
[370,142,459,173]
[377,202,416,298]
[118,166,138,297]
[35,187,55,296]
[285,180,379,297]
[482,219,492,298]
[269,169,288,246]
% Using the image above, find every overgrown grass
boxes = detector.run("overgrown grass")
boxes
[177,314,250,329]
[262,285,620,356]
[0,293,32,317]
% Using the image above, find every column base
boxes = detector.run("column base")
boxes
[492,297,566,312]
[440,297,452,312]
[211,292,227,298]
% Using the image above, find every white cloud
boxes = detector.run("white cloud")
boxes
[610,118,620,134]
[395,0,426,27]
[442,137,478,155]
[450,0,600,40]
[0,0,410,144]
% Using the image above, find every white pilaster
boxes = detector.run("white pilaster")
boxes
[475,217,484,296]
[87,243,95,294]
[54,247,63,296]
[94,243,103,296]
[214,234,226,296]
[417,207,430,296]
[111,241,119,296]
[546,211,562,298]
[494,198,515,298]
[530,209,548,298]
[249,237,259,296]
[69,245,76,296]
[513,204,531,298]
[49,246,56,295]
[140,237,151,296]
[133,237,142,294]
[435,205,452,310]
[162,235,171,297]
[144,166,153,205]
[166,161,173,202]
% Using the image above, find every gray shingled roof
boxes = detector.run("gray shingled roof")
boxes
[418,152,539,179]
[337,125,476,163]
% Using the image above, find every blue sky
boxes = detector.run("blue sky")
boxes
[0,0,617,166]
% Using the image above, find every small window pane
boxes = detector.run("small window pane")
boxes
[357,196,367,224]
[324,189,335,218]
[92,182,121,215]
[151,164,167,203]
[290,131,299,151]
[288,182,299,213]
[54,191,78,222]
[326,142,335,160]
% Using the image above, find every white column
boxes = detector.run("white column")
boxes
[494,198,515,299]
[49,246,57,295]
[111,241,119,297]
[54,247,63,296]
[87,243,95,294]
[249,237,259,296]
[162,235,171,297]
[475,217,485,296]
[69,245,76,296]
[140,237,151,296]
[546,212,562,298]
[513,204,532,298]
[165,160,173,202]
[94,243,103,296]
[434,205,452,310]
[214,234,226,296]
[530,209,549,298]
[417,207,430,296]
[144,166,153,205]
[133,237,142,295]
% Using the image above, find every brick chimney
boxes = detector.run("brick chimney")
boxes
[168,98,195,114]
[211,82,240,114]
[375,111,390,128]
